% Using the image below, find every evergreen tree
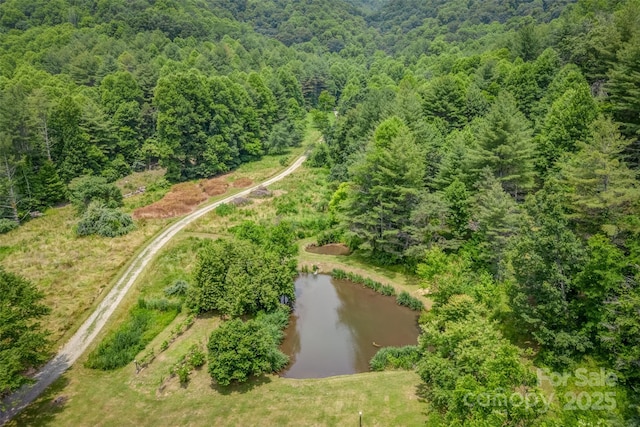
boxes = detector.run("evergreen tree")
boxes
[508,183,588,365]
[35,160,66,207]
[537,82,599,172]
[472,171,521,271]
[607,36,640,157]
[561,117,640,232]
[343,117,424,263]
[469,92,536,199]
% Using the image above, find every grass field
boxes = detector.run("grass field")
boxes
[5,125,431,426]
[0,144,309,350]
[9,232,427,427]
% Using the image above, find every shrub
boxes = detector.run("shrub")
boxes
[380,284,396,296]
[370,346,420,371]
[208,307,290,386]
[214,203,236,217]
[85,300,179,370]
[164,280,189,297]
[0,218,18,234]
[68,175,123,212]
[396,291,425,311]
[76,202,135,238]
[317,229,342,246]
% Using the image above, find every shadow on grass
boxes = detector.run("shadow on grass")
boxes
[10,376,71,427]
[210,374,272,395]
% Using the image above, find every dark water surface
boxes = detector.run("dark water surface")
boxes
[280,274,420,378]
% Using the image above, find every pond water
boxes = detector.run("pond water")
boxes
[280,274,420,378]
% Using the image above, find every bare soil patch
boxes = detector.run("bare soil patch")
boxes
[305,243,351,256]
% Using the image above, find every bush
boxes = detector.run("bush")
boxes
[85,300,179,370]
[214,203,236,217]
[316,229,342,246]
[207,307,290,386]
[380,284,396,296]
[76,202,135,237]
[0,218,18,234]
[164,280,189,297]
[397,291,425,311]
[68,175,123,212]
[370,346,420,371]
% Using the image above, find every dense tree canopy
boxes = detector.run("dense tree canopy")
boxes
[2,0,640,424]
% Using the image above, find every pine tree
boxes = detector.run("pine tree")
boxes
[36,160,66,207]
[472,170,521,271]
[607,36,640,143]
[561,117,640,232]
[469,92,536,199]
[537,83,599,172]
[508,183,588,364]
[343,117,424,263]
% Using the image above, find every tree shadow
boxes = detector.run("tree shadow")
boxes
[8,376,71,427]
[210,374,272,396]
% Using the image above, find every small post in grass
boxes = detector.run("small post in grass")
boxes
[359,411,362,427]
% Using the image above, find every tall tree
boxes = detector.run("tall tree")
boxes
[537,82,599,172]
[508,183,588,365]
[469,92,536,199]
[607,36,640,160]
[342,117,424,263]
[0,267,50,397]
[561,117,640,232]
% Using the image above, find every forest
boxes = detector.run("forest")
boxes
[1,0,640,425]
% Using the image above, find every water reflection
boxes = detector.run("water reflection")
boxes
[280,274,420,378]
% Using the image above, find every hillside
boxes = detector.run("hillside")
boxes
[1,0,640,426]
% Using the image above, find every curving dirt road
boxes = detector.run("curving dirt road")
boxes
[0,154,307,425]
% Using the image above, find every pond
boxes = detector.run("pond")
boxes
[280,274,420,379]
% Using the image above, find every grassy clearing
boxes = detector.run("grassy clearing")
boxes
[0,207,169,347]
[9,144,431,425]
[0,147,310,351]
[11,354,425,426]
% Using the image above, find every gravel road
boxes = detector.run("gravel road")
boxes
[0,154,307,425]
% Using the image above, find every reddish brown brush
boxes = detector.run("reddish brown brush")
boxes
[133,182,210,219]
[231,177,253,188]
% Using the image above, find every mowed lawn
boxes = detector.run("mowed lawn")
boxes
[11,311,426,427]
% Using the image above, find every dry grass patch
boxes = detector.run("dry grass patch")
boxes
[0,207,168,347]
[133,182,208,219]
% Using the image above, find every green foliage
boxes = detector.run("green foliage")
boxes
[0,268,50,397]
[508,185,588,365]
[561,117,640,232]
[76,202,135,238]
[164,280,189,298]
[85,299,179,371]
[396,291,424,311]
[187,237,295,317]
[370,346,420,371]
[207,307,290,386]
[68,175,123,212]
[342,117,424,263]
[331,269,403,299]
[169,343,206,385]
[0,218,18,234]
[469,91,536,199]
[214,203,236,217]
[418,295,544,425]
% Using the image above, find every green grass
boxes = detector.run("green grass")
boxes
[0,149,311,350]
[8,139,432,426]
[12,349,426,426]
